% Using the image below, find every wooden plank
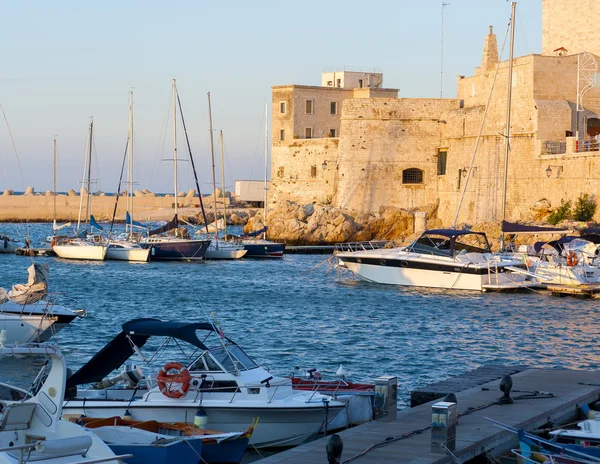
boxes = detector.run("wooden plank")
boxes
[256,368,600,464]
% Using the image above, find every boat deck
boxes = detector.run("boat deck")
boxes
[546,282,600,298]
[255,367,600,463]
[15,247,56,257]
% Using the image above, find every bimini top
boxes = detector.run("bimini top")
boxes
[501,221,571,235]
[423,229,482,238]
[67,318,228,387]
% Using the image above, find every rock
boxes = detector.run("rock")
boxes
[145,191,156,197]
[67,189,77,197]
[224,190,232,199]
[532,199,552,212]
[214,187,222,198]
[142,189,152,194]
[98,192,106,196]
[45,190,53,196]
[80,187,88,196]
[95,190,103,196]
[229,213,240,225]
[186,189,196,198]
[2,190,13,196]
[134,190,145,197]
[24,186,34,195]
[177,191,186,198]
[121,190,128,196]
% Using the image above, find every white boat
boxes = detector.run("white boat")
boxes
[52,120,107,261]
[204,240,247,260]
[0,264,80,344]
[106,240,150,262]
[0,344,129,463]
[336,229,539,291]
[63,318,345,449]
[0,235,24,254]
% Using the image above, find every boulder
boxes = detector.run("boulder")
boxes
[67,189,77,197]
[134,190,145,197]
[80,187,88,196]
[186,189,196,198]
[145,191,156,197]
[95,190,104,196]
[2,190,13,196]
[24,186,34,195]
[45,190,53,196]
[177,191,186,198]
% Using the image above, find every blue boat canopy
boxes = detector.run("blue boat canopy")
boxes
[67,318,224,387]
[501,220,570,235]
[423,228,480,238]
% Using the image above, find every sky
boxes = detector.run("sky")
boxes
[0,0,542,194]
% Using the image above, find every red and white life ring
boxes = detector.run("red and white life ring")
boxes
[566,252,579,267]
[156,362,192,399]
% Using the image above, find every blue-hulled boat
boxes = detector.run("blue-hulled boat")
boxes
[140,215,211,261]
[242,240,285,258]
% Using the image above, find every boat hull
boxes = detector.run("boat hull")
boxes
[242,242,285,258]
[205,249,247,260]
[0,241,22,254]
[106,247,150,262]
[339,255,532,291]
[145,240,210,261]
[53,244,107,261]
[107,440,201,464]
[62,401,340,449]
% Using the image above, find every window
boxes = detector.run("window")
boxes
[402,168,423,184]
[330,102,337,115]
[280,129,285,141]
[358,79,363,88]
[305,127,312,139]
[280,102,286,113]
[311,165,317,178]
[336,79,341,87]
[329,129,336,137]
[327,80,333,86]
[437,151,447,175]
[305,100,313,114]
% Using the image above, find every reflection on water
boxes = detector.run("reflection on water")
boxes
[0,222,599,406]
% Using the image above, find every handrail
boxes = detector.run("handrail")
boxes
[335,241,394,253]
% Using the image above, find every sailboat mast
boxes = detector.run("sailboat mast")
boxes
[127,90,134,235]
[53,138,57,230]
[263,102,268,240]
[207,92,219,246]
[76,123,90,233]
[220,130,227,238]
[173,78,178,217]
[85,119,94,228]
[500,2,516,246]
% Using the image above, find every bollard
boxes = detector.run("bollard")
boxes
[431,401,457,452]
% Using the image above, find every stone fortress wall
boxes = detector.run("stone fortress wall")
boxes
[269,0,600,227]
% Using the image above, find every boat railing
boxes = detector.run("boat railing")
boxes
[1,292,83,318]
[335,241,394,253]
[0,441,132,464]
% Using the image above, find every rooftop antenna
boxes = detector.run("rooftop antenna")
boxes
[440,1,450,98]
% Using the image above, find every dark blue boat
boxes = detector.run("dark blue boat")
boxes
[140,215,211,261]
[242,240,285,258]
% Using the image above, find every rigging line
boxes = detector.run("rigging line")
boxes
[451,16,511,228]
[176,90,209,233]
[148,90,173,193]
[248,105,266,181]
[0,102,31,246]
[109,139,129,237]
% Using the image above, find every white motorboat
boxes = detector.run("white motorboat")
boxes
[0,344,129,463]
[336,229,538,291]
[63,318,345,449]
[106,240,150,262]
[0,264,80,344]
[0,235,24,254]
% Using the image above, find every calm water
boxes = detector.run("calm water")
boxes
[0,222,599,408]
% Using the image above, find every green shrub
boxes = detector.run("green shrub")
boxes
[548,199,572,225]
[573,193,597,222]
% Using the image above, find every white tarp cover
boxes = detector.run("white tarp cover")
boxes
[0,264,49,305]
[562,239,598,258]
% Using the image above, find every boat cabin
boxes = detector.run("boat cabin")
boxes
[406,229,492,258]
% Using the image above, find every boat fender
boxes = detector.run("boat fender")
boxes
[156,362,192,399]
[194,408,208,428]
[566,252,579,267]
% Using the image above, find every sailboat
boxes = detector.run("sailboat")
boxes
[105,91,150,262]
[204,93,246,260]
[52,119,107,261]
[139,79,211,261]
[46,138,72,243]
[241,103,285,258]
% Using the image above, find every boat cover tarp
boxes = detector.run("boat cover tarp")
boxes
[0,264,49,305]
[583,227,600,236]
[534,235,577,253]
[89,215,103,232]
[241,226,268,238]
[423,229,481,237]
[126,211,147,229]
[501,221,570,235]
[148,215,178,236]
[67,318,223,387]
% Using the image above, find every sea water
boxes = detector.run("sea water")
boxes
[0,222,598,409]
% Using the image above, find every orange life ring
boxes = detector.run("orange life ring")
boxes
[566,252,579,267]
[51,237,55,247]
[156,362,192,399]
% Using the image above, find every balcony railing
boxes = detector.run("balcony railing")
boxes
[541,140,566,155]
[541,137,600,155]
[575,137,600,153]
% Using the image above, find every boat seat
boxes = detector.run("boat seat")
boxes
[7,435,93,461]
[455,252,488,264]
[0,402,36,431]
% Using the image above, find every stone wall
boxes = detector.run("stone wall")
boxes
[542,0,600,56]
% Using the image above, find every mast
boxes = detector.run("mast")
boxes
[85,119,94,228]
[172,78,178,217]
[53,138,57,231]
[220,130,227,238]
[207,92,219,247]
[500,2,516,249]
[77,120,91,233]
[263,102,268,240]
[127,90,134,235]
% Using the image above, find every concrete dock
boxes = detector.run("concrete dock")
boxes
[256,367,600,463]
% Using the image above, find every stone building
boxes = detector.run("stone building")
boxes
[270,0,600,226]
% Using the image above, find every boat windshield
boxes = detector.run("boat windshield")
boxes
[189,344,258,373]
[453,233,490,254]
[407,234,453,257]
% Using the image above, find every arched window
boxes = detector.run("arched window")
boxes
[402,168,423,184]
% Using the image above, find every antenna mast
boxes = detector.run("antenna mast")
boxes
[440,1,450,98]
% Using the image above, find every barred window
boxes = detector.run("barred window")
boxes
[402,168,423,184]
[310,165,317,178]
[437,151,447,175]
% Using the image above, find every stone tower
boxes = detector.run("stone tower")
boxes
[542,0,600,56]
[476,26,498,74]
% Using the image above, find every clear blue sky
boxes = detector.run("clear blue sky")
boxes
[0,0,541,194]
